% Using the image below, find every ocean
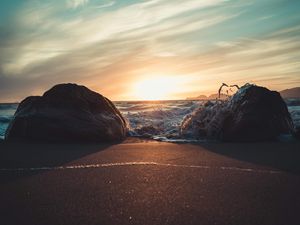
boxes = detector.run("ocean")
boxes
[0,103,18,140]
[1,100,299,141]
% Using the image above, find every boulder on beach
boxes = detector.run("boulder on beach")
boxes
[295,127,300,140]
[181,84,294,141]
[5,83,128,142]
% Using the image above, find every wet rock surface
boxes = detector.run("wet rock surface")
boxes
[294,127,300,140]
[5,83,127,142]
[181,84,294,141]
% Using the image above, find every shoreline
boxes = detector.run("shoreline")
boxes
[1,138,299,173]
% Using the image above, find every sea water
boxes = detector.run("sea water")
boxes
[0,103,18,139]
[0,100,299,141]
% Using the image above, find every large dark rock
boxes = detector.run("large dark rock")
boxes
[295,127,300,140]
[5,83,128,142]
[181,84,294,141]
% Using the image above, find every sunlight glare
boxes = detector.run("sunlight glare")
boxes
[133,76,180,100]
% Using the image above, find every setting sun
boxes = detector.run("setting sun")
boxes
[133,76,180,100]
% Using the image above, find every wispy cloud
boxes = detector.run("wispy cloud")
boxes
[0,0,226,77]
[67,0,89,9]
[0,0,300,101]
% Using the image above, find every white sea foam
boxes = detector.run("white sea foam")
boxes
[0,100,299,141]
[118,100,203,141]
[0,103,18,139]
[288,105,300,127]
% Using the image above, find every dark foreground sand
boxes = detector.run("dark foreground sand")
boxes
[0,138,300,225]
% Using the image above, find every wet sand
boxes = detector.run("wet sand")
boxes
[0,138,300,225]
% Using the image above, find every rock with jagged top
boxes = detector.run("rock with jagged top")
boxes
[181,84,294,141]
[5,83,128,142]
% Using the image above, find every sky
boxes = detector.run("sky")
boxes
[0,0,300,101]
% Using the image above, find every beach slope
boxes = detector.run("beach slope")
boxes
[0,139,300,225]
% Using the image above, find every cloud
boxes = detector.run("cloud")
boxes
[0,0,227,77]
[67,0,89,9]
[179,29,300,92]
[93,1,115,9]
[0,0,300,101]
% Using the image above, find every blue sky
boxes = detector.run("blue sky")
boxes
[0,0,300,101]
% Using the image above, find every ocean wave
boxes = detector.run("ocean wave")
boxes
[0,115,13,123]
[0,123,10,139]
[0,101,299,142]
[285,99,300,106]
[117,104,154,112]
[123,100,300,142]
[0,103,18,110]
[122,101,204,140]
[288,106,300,127]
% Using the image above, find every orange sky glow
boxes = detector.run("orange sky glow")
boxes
[0,0,300,102]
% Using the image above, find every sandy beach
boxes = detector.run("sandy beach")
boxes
[1,138,300,225]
